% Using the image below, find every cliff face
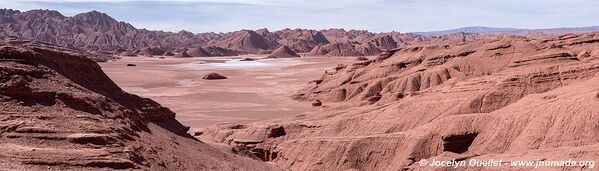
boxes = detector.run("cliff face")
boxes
[0,42,279,170]
[199,32,599,170]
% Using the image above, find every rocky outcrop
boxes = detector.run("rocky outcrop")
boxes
[209,30,272,53]
[321,28,366,43]
[174,50,191,58]
[119,51,136,57]
[202,46,240,56]
[203,72,228,80]
[255,28,281,49]
[0,43,278,170]
[305,42,362,56]
[200,32,599,170]
[139,47,165,57]
[162,51,175,56]
[0,37,114,62]
[356,56,369,61]
[367,34,397,50]
[0,9,214,57]
[356,42,382,56]
[186,47,210,57]
[276,29,329,52]
[311,100,322,107]
[257,49,273,55]
[268,45,299,58]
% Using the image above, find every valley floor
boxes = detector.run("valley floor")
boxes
[99,55,357,129]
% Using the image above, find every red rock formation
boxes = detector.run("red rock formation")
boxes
[209,30,272,53]
[0,43,279,170]
[256,28,281,48]
[171,47,187,53]
[356,56,369,61]
[2,8,596,59]
[320,28,363,43]
[268,45,299,58]
[119,51,136,57]
[186,47,210,57]
[0,9,213,54]
[356,42,382,56]
[203,72,228,80]
[200,32,599,170]
[162,51,175,56]
[174,50,191,58]
[275,29,329,52]
[257,49,273,55]
[305,42,362,56]
[0,37,113,62]
[202,46,240,56]
[139,47,165,57]
[367,34,397,50]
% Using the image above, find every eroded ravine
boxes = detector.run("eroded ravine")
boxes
[199,32,599,170]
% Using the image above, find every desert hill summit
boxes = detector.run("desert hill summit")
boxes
[199,32,599,170]
[2,9,598,61]
[268,45,300,58]
[0,40,279,170]
[209,29,274,54]
[186,47,211,57]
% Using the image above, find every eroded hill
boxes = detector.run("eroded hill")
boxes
[0,42,279,170]
[199,32,599,170]
[0,9,508,60]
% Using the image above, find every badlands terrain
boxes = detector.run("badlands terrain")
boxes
[3,9,597,61]
[0,40,279,170]
[197,32,599,170]
[1,8,599,171]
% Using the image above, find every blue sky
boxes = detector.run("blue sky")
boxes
[1,0,598,33]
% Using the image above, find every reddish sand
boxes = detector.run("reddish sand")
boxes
[99,55,358,128]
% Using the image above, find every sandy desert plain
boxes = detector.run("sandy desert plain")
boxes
[99,55,358,128]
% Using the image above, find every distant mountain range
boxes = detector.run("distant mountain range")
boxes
[415,26,599,36]
[1,8,598,60]
[0,9,482,59]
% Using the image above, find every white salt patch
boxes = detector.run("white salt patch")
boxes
[122,86,149,93]
[172,58,310,70]
[176,79,196,87]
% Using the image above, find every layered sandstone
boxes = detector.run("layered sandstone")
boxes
[0,42,279,170]
[199,32,599,170]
